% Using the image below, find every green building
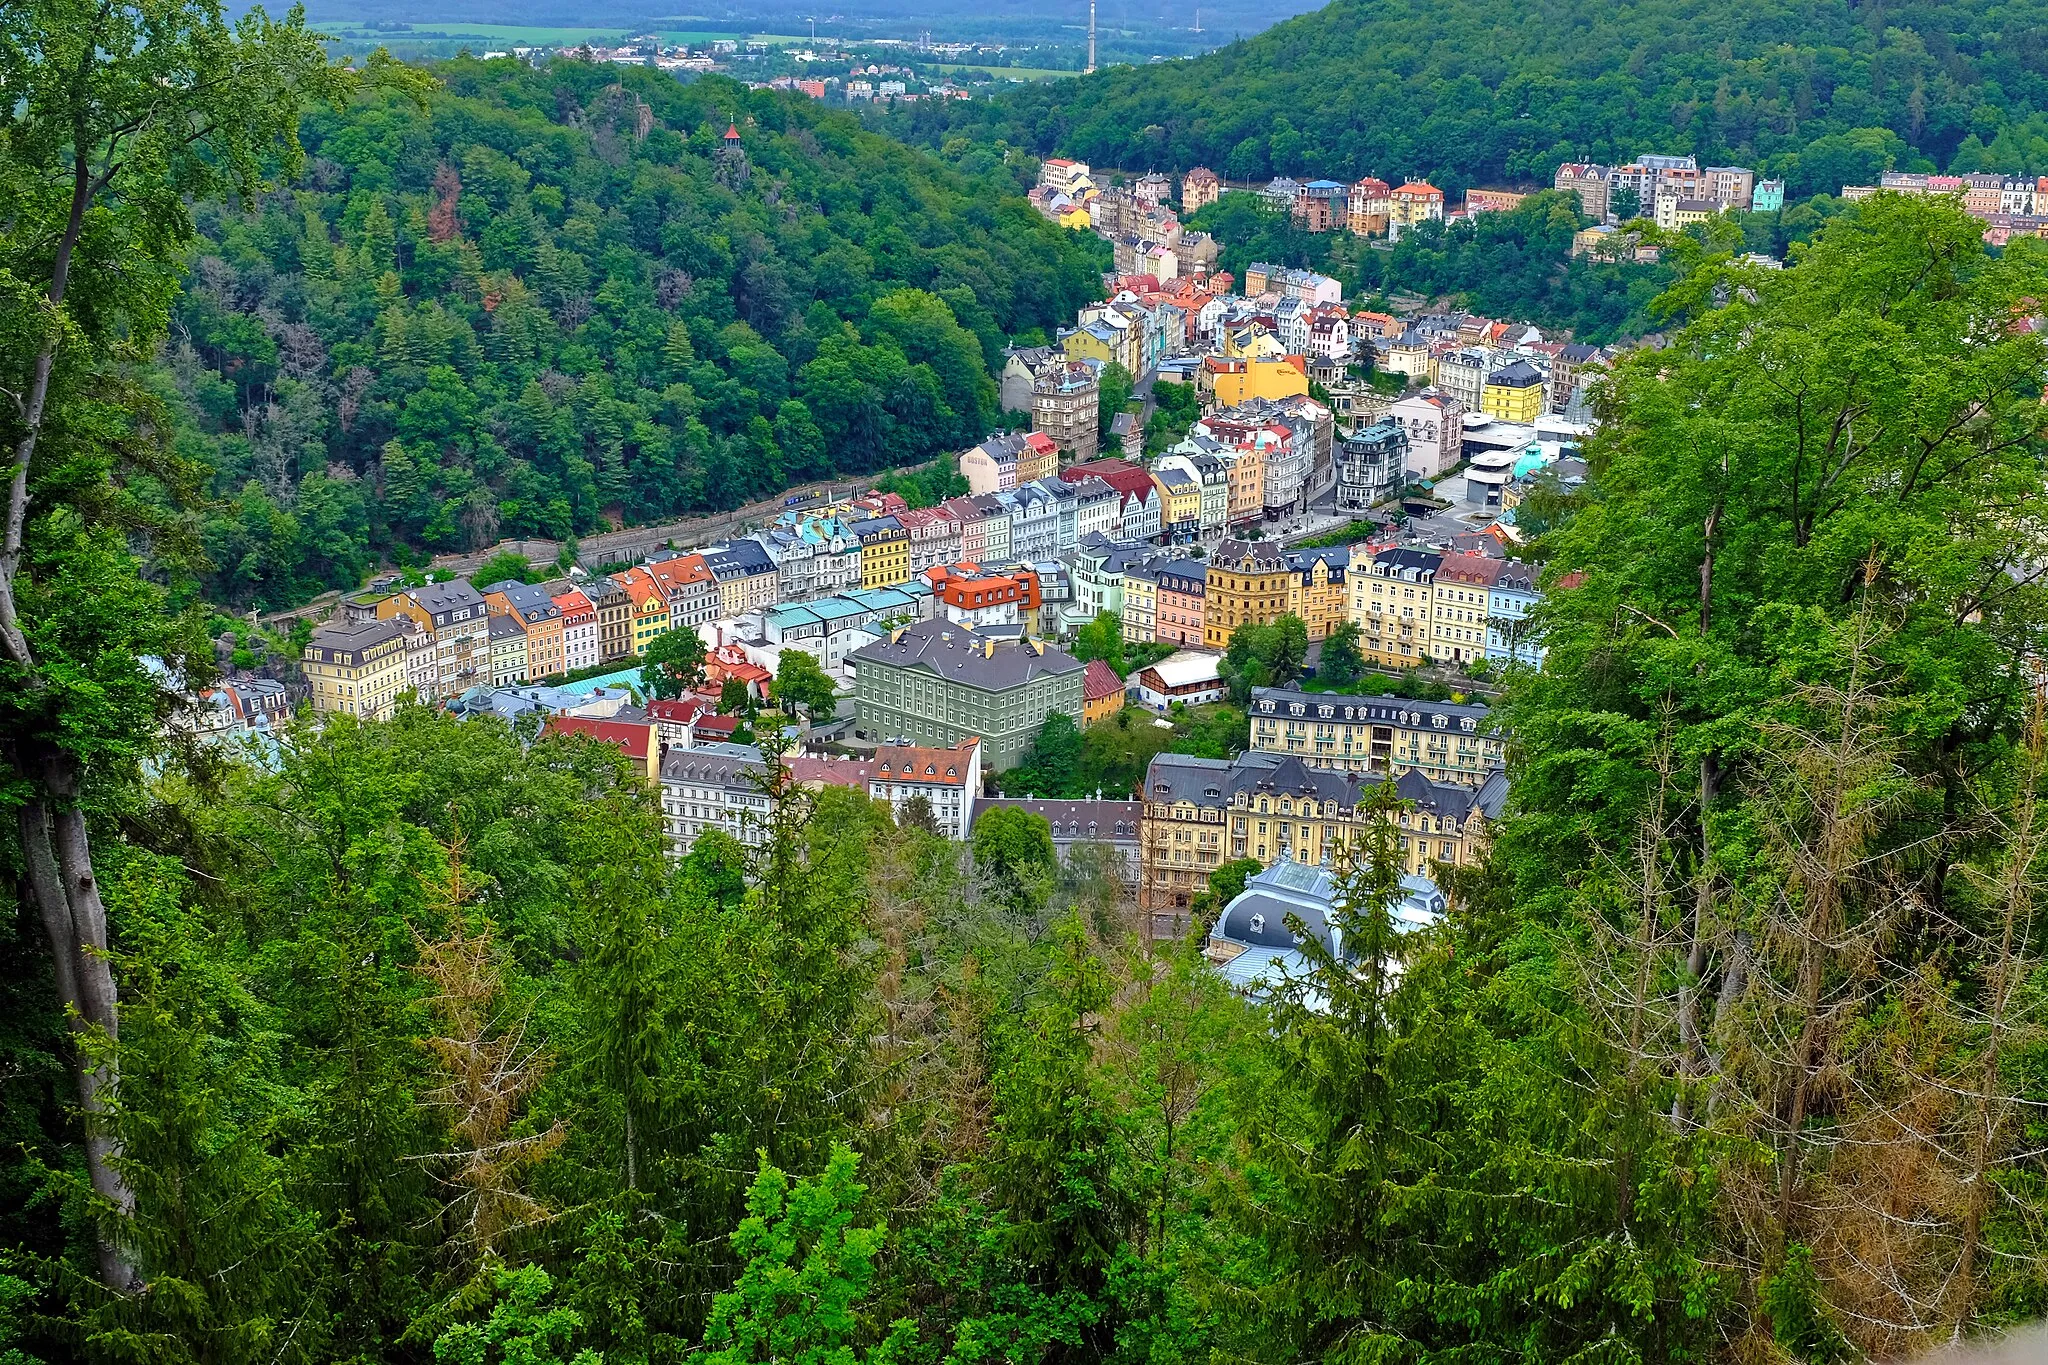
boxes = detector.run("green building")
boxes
[851,619,1086,770]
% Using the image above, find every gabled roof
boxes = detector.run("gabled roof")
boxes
[1082,658,1125,703]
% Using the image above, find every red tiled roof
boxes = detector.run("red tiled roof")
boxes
[647,698,707,724]
[544,716,653,759]
[870,738,979,787]
[1082,659,1124,703]
[787,755,874,788]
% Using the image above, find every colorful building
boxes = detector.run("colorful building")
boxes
[303,617,410,719]
[611,567,673,657]
[1481,360,1546,423]
[1203,538,1292,650]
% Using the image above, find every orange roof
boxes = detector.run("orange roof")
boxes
[1396,181,1443,197]
[1082,659,1124,703]
[871,738,979,787]
[649,555,713,594]
[551,587,594,619]
[612,566,666,609]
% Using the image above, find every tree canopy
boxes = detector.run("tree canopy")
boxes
[169,57,1105,610]
[893,0,2048,196]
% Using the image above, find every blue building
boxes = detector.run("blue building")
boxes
[1486,559,1544,667]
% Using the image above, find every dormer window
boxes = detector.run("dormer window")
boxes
[1432,715,1448,729]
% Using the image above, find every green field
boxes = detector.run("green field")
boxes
[931,61,1074,80]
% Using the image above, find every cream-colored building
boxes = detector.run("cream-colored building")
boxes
[1246,685,1505,787]
[304,617,410,720]
[1347,546,1439,668]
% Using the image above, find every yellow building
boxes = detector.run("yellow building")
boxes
[855,517,912,588]
[1347,546,1438,668]
[1058,206,1093,230]
[1481,360,1546,423]
[1138,750,1506,919]
[1246,685,1506,787]
[1152,468,1202,537]
[1210,356,1310,408]
[1122,563,1159,644]
[1284,547,1349,641]
[612,567,672,657]
[304,617,410,719]
[1203,538,1292,649]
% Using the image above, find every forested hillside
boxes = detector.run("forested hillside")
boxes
[174,58,1105,609]
[12,196,2048,1365]
[893,0,2048,193]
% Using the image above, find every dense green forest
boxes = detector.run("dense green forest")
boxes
[890,0,2048,193]
[10,192,2048,1365]
[9,4,2048,1362]
[169,57,1104,610]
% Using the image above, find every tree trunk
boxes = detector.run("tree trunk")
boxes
[19,788,138,1290]
[3,136,139,1288]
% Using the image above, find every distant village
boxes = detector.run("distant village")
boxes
[183,146,1660,949]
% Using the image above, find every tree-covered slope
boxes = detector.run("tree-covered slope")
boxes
[173,57,1105,609]
[896,0,2048,194]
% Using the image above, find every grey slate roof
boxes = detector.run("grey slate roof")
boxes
[851,618,1084,691]
[1250,685,1493,734]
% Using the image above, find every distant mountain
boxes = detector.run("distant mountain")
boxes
[896,0,2048,196]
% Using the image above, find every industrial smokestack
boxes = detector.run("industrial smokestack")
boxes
[1086,0,1097,73]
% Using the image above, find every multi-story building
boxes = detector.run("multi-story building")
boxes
[380,579,490,697]
[1548,344,1603,414]
[1155,558,1206,647]
[1388,181,1445,237]
[961,431,1057,496]
[1181,165,1220,212]
[1070,474,1120,542]
[850,516,912,588]
[1137,749,1507,921]
[1482,361,1547,423]
[1223,442,1265,525]
[1032,362,1100,462]
[303,617,409,719]
[1347,177,1392,235]
[1154,447,1230,539]
[1433,348,1495,414]
[867,738,982,838]
[482,582,566,681]
[659,742,771,856]
[1335,419,1408,511]
[552,587,600,674]
[1203,537,1291,649]
[999,480,1062,561]
[932,565,1040,629]
[1247,685,1504,785]
[1752,179,1785,212]
[581,575,635,662]
[611,567,673,657]
[1038,157,1092,196]
[1293,179,1347,231]
[1389,392,1463,480]
[851,618,1086,769]
[1152,465,1201,542]
[1284,547,1349,641]
[488,613,529,686]
[1348,546,1438,668]
[899,506,964,576]
[1487,559,1544,667]
[1430,552,1499,666]
[1122,558,1161,644]
[1703,165,1756,211]
[701,540,780,617]
[969,494,1012,562]
[1071,534,1148,623]
[1552,163,1611,220]
[646,554,719,629]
